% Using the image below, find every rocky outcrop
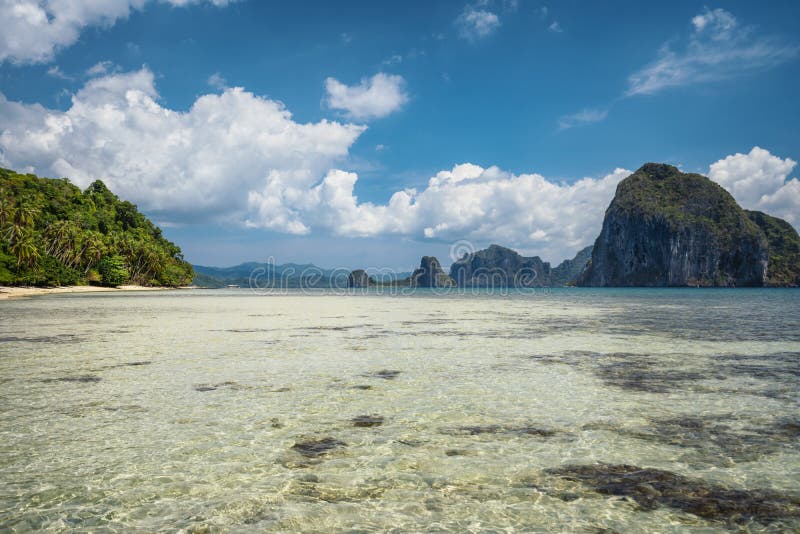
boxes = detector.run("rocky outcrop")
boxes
[551,245,593,286]
[410,256,454,287]
[448,244,593,287]
[746,210,800,287]
[449,244,551,287]
[347,269,375,288]
[579,163,769,287]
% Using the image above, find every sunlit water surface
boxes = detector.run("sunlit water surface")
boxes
[1,288,799,532]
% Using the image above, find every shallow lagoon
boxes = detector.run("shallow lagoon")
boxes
[1,288,799,531]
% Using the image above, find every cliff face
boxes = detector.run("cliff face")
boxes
[449,244,551,287]
[347,269,375,288]
[551,245,593,286]
[746,210,800,287]
[410,256,454,287]
[448,244,593,287]
[579,163,769,287]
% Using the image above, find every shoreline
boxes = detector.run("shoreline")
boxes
[0,285,177,300]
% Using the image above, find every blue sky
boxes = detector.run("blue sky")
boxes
[1,0,799,269]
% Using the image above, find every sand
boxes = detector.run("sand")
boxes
[0,285,173,300]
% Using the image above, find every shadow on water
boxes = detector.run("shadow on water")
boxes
[545,463,800,526]
[584,416,800,467]
[291,437,347,458]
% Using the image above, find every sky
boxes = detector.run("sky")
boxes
[0,0,799,270]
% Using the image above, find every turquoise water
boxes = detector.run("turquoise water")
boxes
[1,288,798,531]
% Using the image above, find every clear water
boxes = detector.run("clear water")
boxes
[1,288,798,532]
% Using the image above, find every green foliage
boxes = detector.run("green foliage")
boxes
[611,163,764,248]
[0,167,194,287]
[98,255,129,287]
[747,210,800,286]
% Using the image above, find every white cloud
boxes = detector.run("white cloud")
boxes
[708,146,799,227]
[0,68,365,228]
[548,21,562,33]
[456,7,500,40]
[2,70,797,263]
[557,108,607,130]
[324,73,408,121]
[86,60,118,77]
[627,7,798,96]
[46,65,72,80]
[382,54,403,66]
[207,72,226,90]
[691,7,736,36]
[0,0,236,64]
[247,163,631,262]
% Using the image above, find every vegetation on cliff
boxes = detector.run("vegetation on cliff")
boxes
[0,168,193,287]
[610,163,765,250]
[579,163,799,287]
[746,210,800,286]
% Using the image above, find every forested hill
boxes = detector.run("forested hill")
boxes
[0,168,193,287]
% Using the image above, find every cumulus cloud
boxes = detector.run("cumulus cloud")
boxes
[245,163,631,263]
[0,0,236,64]
[86,60,119,77]
[627,7,798,96]
[46,65,72,80]
[456,6,500,40]
[207,72,227,90]
[324,73,408,121]
[709,146,799,227]
[0,68,365,227]
[2,70,798,263]
[557,108,607,130]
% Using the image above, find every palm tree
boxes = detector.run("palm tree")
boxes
[79,231,104,272]
[44,220,73,257]
[0,197,15,228]
[10,231,40,267]
[13,202,38,228]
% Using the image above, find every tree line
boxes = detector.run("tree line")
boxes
[0,168,194,287]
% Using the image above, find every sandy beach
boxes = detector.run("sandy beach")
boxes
[0,285,174,300]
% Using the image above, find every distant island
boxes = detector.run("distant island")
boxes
[0,168,193,287]
[578,163,800,287]
[3,164,798,290]
[344,164,800,288]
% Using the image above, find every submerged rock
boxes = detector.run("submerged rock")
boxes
[193,380,240,392]
[352,415,384,427]
[363,369,401,380]
[546,463,800,524]
[291,437,346,458]
[41,375,101,383]
[453,425,559,437]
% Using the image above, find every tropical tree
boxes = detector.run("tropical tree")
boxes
[10,230,40,268]
[0,196,15,228]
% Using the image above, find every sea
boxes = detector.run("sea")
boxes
[1,288,798,532]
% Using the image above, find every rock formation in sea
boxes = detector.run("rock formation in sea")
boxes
[745,210,800,287]
[448,244,593,287]
[410,256,454,287]
[449,244,551,287]
[578,163,788,287]
[551,245,593,286]
[347,269,375,288]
